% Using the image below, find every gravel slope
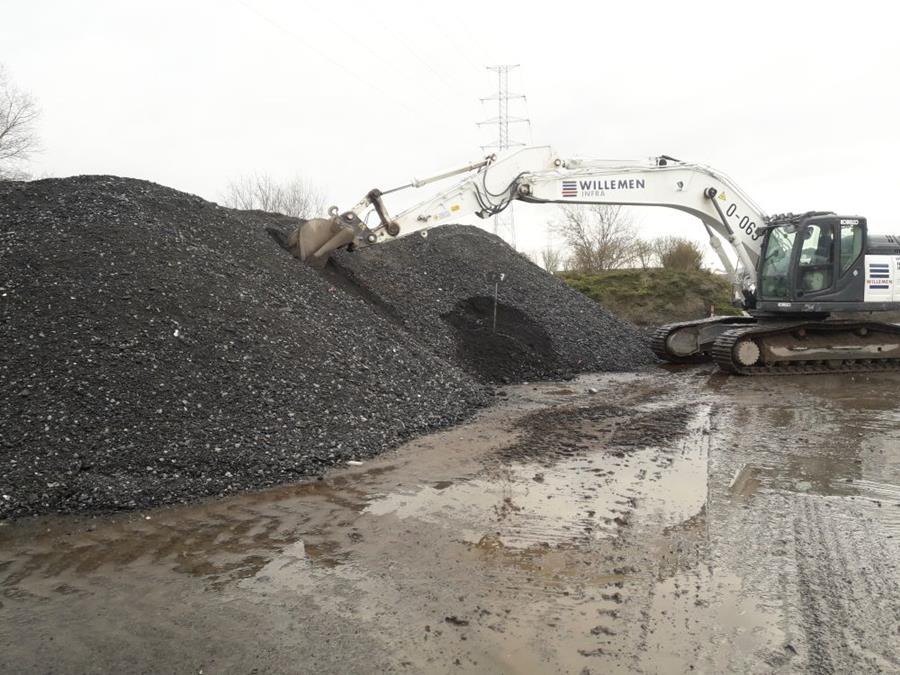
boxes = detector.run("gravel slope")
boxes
[0,176,487,519]
[333,225,655,382]
[1,178,653,519]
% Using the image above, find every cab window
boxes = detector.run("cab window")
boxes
[760,227,796,299]
[797,224,834,293]
[840,223,863,273]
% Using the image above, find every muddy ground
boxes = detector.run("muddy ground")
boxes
[1,367,899,674]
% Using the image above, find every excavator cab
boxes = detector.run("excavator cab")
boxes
[756,213,867,312]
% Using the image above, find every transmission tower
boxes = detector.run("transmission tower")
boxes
[478,65,530,248]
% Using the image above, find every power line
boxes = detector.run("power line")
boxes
[303,3,422,86]
[233,0,427,121]
[456,20,491,68]
[478,65,529,247]
[304,0,473,105]
[417,6,484,77]
[355,4,471,99]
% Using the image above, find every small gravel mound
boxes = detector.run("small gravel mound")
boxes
[333,225,654,382]
[441,296,563,382]
[0,176,487,519]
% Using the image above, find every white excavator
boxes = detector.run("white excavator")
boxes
[287,146,900,375]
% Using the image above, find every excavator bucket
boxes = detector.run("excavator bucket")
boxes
[286,216,357,269]
[280,194,399,268]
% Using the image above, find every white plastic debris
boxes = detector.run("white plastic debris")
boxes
[347,460,364,466]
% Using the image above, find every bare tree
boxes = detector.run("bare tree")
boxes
[553,204,638,273]
[632,239,658,269]
[538,246,564,274]
[0,65,40,179]
[222,173,328,218]
[654,236,704,271]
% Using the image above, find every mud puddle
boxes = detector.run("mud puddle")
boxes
[2,370,900,674]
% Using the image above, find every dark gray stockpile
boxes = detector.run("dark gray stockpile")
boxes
[0,176,488,519]
[333,225,654,382]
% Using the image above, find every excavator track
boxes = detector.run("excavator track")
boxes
[651,320,710,363]
[651,316,757,364]
[711,321,900,375]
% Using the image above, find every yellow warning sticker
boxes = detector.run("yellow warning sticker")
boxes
[718,192,727,201]
[450,204,461,212]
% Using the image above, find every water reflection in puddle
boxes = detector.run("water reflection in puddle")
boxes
[364,405,712,550]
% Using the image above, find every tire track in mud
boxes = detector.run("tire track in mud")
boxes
[460,388,719,671]
[792,496,900,673]
[479,399,699,560]
[348,379,717,672]
[701,377,900,674]
[622,403,715,673]
[494,401,694,466]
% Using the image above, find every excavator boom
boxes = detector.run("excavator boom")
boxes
[288,146,765,291]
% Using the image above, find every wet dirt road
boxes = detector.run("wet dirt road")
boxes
[2,369,899,674]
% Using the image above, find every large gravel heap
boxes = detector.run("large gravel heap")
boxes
[1,177,653,519]
[333,225,654,382]
[0,177,487,519]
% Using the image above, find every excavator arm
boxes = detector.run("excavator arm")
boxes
[289,145,769,294]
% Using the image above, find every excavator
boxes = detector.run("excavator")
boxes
[288,146,900,375]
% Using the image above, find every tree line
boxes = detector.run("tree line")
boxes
[539,204,706,274]
[0,64,39,180]
[221,173,327,219]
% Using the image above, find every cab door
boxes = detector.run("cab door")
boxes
[793,221,837,300]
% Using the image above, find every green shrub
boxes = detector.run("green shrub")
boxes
[560,268,741,326]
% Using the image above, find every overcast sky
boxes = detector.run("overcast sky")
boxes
[4,0,899,265]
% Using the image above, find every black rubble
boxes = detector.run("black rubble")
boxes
[1,178,654,521]
[0,176,488,519]
[333,225,655,382]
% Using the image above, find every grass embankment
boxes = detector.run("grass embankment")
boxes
[561,268,741,327]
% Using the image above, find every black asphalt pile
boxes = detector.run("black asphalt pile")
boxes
[333,225,654,382]
[0,176,488,519]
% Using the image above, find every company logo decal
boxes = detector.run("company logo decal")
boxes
[560,178,646,198]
